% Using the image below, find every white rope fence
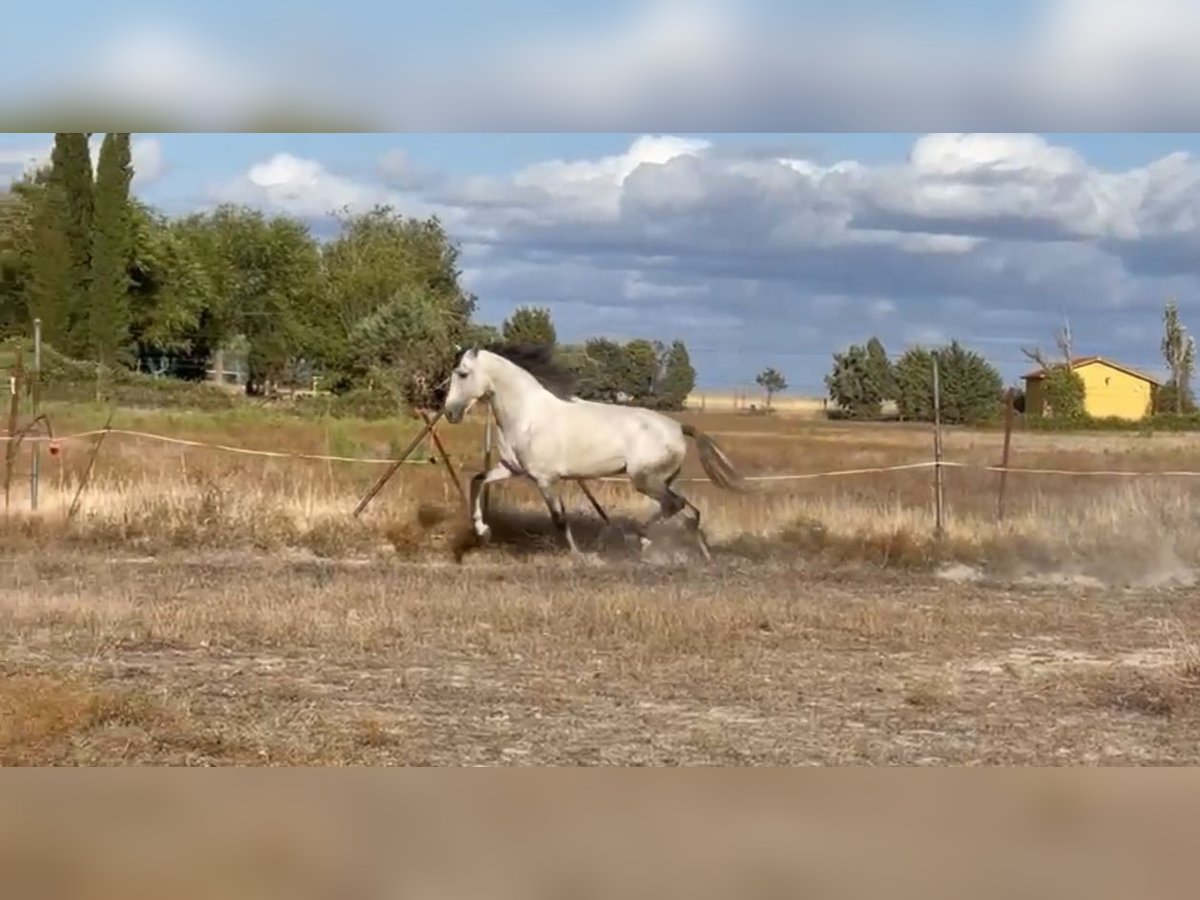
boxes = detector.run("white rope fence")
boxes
[7,428,1200,480]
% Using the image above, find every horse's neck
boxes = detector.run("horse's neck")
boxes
[485,356,553,432]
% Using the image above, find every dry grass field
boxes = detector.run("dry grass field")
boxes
[3,401,1200,765]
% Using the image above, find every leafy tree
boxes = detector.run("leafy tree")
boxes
[656,340,696,410]
[579,337,626,401]
[623,338,661,402]
[171,205,322,395]
[0,188,34,338]
[127,204,215,378]
[1160,298,1196,414]
[463,322,502,347]
[1042,367,1087,420]
[26,177,74,351]
[894,341,1002,424]
[88,133,134,369]
[318,205,476,403]
[865,337,896,402]
[501,305,556,346]
[756,367,788,408]
[1021,324,1086,421]
[557,343,599,397]
[824,336,894,417]
[49,133,94,356]
[348,284,463,407]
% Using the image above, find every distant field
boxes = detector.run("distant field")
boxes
[684,390,829,417]
[3,399,1200,764]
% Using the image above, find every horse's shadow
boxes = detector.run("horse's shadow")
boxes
[445,503,699,563]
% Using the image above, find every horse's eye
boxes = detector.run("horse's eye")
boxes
[455,369,467,379]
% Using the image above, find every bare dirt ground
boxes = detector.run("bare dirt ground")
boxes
[3,549,1199,766]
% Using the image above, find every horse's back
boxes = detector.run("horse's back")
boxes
[562,397,686,474]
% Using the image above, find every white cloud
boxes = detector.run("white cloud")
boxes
[214,153,385,219]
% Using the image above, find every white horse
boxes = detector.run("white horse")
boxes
[442,344,745,558]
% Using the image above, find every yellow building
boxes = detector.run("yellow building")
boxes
[1023,356,1160,421]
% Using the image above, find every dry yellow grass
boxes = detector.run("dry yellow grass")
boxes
[3,402,1200,764]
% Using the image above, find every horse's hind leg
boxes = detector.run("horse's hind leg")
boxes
[535,479,580,554]
[630,473,685,550]
[671,484,712,561]
[633,471,712,561]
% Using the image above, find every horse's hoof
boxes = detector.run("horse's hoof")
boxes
[475,525,492,544]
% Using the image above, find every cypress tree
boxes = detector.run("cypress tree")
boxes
[657,340,696,410]
[27,182,73,347]
[48,132,94,356]
[89,133,134,368]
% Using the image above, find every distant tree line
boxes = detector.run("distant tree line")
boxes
[0,133,697,413]
[492,305,696,410]
[824,335,1003,425]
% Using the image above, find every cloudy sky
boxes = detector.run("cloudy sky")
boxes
[5,130,1200,392]
[5,0,1200,391]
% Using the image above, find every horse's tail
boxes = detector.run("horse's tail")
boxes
[682,424,748,492]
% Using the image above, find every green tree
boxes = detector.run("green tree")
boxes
[127,204,216,379]
[26,178,74,350]
[88,133,134,369]
[622,338,661,402]
[1022,323,1086,420]
[173,205,322,395]
[348,284,463,407]
[0,188,35,338]
[501,305,556,346]
[1160,298,1196,414]
[1042,366,1087,420]
[655,340,696,410]
[463,322,502,347]
[756,367,788,408]
[865,336,896,403]
[894,341,1002,424]
[580,337,626,401]
[318,205,476,402]
[49,132,94,356]
[825,336,893,417]
[557,343,599,398]
[825,345,876,417]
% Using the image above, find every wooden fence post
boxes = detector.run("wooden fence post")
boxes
[481,405,494,518]
[996,387,1015,521]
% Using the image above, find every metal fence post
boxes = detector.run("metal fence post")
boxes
[932,354,945,539]
[30,318,41,511]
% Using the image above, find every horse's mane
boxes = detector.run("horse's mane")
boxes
[459,342,578,400]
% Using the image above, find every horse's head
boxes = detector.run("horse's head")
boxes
[443,346,489,424]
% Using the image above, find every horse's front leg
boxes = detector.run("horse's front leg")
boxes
[470,464,515,541]
[535,477,580,554]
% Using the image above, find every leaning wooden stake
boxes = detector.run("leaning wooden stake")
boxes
[351,409,442,518]
[67,408,115,521]
[996,387,1015,522]
[578,481,610,524]
[931,354,946,539]
[420,408,466,507]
